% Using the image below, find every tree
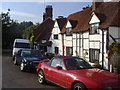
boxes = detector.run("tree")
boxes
[82,5,91,10]
[2,9,14,49]
[22,25,37,45]
[108,42,120,74]
[1,9,34,49]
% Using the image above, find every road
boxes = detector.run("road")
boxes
[2,55,64,90]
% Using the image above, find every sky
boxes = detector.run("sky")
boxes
[1,0,114,24]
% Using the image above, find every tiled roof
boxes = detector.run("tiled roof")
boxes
[34,18,54,42]
[56,18,67,31]
[110,9,120,27]
[95,2,120,29]
[69,20,78,29]
[61,8,92,33]
[61,2,120,34]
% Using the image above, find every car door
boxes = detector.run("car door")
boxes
[47,58,67,88]
[17,50,23,65]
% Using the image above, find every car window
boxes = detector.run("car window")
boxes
[21,50,43,57]
[51,58,61,67]
[64,58,92,70]
[50,58,65,70]
[60,60,66,70]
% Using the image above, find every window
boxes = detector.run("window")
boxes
[66,27,72,36]
[15,42,30,48]
[54,34,58,39]
[51,58,65,70]
[66,47,73,56]
[89,49,100,63]
[90,24,99,34]
[64,58,92,70]
[51,58,61,67]
[55,47,59,54]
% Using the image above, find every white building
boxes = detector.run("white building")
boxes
[60,1,120,69]
[34,1,120,70]
[48,17,67,55]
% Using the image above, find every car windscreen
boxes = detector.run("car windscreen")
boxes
[64,58,92,70]
[22,50,43,57]
[15,42,30,48]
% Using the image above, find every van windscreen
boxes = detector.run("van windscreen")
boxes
[15,42,30,48]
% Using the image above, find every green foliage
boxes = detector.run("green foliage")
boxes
[109,42,120,74]
[30,33,34,45]
[1,9,34,49]
[1,9,13,49]
[82,5,91,10]
[22,25,37,44]
[108,42,120,58]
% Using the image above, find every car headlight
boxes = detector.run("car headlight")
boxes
[104,87,112,90]
[29,61,33,65]
[26,61,33,65]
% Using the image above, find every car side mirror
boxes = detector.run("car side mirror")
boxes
[56,66,62,70]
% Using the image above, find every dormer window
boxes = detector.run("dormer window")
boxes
[66,27,72,36]
[54,34,58,39]
[90,23,99,35]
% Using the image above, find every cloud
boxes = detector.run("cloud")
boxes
[10,11,37,18]
[2,9,37,18]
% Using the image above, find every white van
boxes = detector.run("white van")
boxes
[12,39,31,57]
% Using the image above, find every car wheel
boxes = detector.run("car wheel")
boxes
[20,62,26,72]
[13,57,18,65]
[38,70,46,84]
[73,82,87,90]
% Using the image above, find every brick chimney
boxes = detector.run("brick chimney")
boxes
[92,0,103,11]
[43,5,53,21]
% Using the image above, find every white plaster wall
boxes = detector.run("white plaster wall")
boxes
[89,12,100,24]
[63,21,73,56]
[89,35,100,41]
[83,39,89,49]
[66,21,72,28]
[99,30,108,69]
[48,21,63,55]
[83,32,89,38]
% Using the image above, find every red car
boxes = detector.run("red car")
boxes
[36,56,120,90]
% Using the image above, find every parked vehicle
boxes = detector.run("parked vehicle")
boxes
[37,56,120,90]
[12,39,31,58]
[13,49,46,71]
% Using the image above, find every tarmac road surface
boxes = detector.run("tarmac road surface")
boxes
[2,55,64,90]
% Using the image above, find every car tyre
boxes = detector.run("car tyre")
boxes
[38,70,46,84]
[20,62,26,72]
[72,82,87,90]
[13,57,18,65]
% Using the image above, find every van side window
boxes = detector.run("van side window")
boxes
[15,43,30,48]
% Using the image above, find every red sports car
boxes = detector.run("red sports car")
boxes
[36,56,120,90]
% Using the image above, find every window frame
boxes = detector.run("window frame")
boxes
[54,34,58,39]
[55,47,59,54]
[50,58,66,70]
[89,49,100,63]
[66,27,72,36]
[66,47,73,56]
[90,23,99,35]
